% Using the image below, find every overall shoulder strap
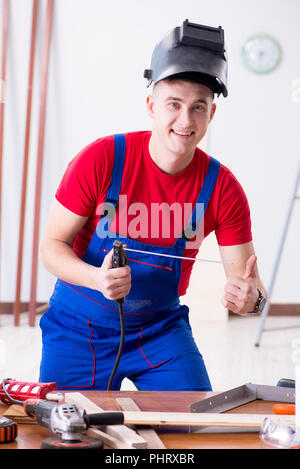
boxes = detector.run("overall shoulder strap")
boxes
[96,133,126,240]
[104,133,126,207]
[182,156,220,239]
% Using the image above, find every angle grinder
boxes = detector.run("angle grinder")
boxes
[24,399,124,449]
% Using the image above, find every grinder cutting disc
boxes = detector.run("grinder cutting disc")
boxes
[40,437,104,449]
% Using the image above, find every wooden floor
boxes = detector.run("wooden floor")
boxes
[0,312,299,392]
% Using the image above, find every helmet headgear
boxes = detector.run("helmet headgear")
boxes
[144,19,228,97]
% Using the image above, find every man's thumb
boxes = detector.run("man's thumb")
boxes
[102,249,113,269]
[243,254,257,279]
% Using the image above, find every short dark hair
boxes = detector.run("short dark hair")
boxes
[163,72,217,97]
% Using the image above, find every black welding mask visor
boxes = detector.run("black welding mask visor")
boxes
[144,20,228,97]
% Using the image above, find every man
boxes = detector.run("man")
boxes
[38,20,267,391]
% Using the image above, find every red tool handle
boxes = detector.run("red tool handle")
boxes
[0,379,57,404]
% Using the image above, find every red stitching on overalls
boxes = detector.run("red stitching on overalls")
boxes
[138,327,167,369]
[61,280,161,316]
[87,318,96,386]
[101,248,173,271]
[56,318,96,389]
[61,280,119,311]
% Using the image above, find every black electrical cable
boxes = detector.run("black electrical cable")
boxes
[107,301,125,391]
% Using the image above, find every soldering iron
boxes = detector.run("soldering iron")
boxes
[107,240,128,391]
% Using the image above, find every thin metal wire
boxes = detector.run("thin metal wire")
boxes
[124,246,232,264]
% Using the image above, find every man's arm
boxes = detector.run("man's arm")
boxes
[39,199,131,301]
[219,241,267,316]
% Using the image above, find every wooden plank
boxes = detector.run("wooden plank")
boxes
[116,397,166,449]
[121,411,295,429]
[3,404,36,424]
[104,423,146,448]
[65,392,147,449]
[65,391,295,431]
[86,426,131,450]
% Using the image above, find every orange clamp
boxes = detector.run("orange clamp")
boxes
[272,403,295,415]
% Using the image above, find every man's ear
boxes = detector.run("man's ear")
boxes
[146,94,155,118]
[209,102,216,123]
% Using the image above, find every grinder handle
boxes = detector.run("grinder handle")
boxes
[83,411,124,427]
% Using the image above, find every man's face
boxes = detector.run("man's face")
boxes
[147,79,216,159]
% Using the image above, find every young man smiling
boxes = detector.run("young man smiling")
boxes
[147,78,216,174]
[38,20,267,392]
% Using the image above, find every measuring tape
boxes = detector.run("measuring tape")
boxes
[0,417,17,443]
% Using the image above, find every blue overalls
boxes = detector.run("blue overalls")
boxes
[39,134,220,391]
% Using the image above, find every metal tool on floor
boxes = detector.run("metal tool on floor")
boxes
[190,381,300,448]
[190,382,296,433]
[24,398,124,449]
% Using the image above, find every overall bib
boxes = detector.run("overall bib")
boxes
[39,134,220,391]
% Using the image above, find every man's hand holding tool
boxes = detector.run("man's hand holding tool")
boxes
[92,244,131,301]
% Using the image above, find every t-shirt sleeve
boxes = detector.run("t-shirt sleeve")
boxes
[214,169,253,246]
[55,137,115,217]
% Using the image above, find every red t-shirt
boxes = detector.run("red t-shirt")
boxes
[56,131,252,295]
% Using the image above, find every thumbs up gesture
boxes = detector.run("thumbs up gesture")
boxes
[221,254,259,316]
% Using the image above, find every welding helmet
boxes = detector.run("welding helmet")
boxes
[144,19,228,97]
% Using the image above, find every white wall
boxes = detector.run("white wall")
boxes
[1,0,299,318]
